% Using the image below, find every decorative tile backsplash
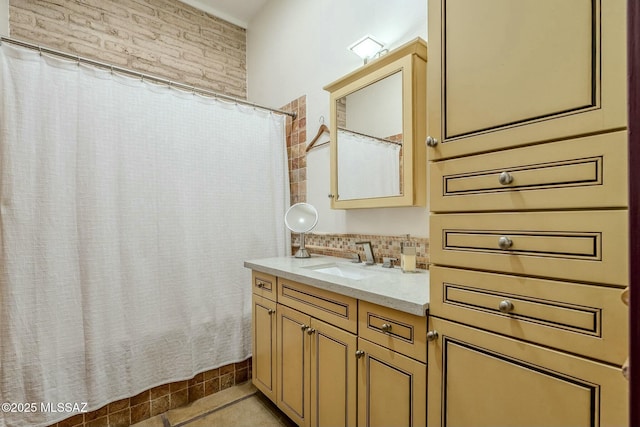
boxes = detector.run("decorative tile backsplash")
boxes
[292,233,429,269]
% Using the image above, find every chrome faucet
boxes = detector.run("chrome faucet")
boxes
[346,251,361,263]
[356,241,375,265]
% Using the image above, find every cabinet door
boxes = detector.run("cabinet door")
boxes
[277,305,311,427]
[357,338,426,427]
[427,0,626,160]
[252,295,277,402]
[309,318,357,427]
[427,317,628,427]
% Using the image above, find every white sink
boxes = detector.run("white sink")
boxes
[304,262,378,280]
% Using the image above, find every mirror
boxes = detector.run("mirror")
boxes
[324,38,427,209]
[336,71,403,200]
[284,203,318,258]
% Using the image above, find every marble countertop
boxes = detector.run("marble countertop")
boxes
[244,255,429,316]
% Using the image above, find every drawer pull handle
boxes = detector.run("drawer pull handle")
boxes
[498,236,513,250]
[256,282,264,288]
[498,171,514,185]
[427,331,439,342]
[355,350,365,358]
[498,300,514,313]
[380,323,392,333]
[426,136,438,147]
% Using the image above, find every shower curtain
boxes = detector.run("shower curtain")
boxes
[337,129,401,199]
[0,43,289,427]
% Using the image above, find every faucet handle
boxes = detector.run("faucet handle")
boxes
[382,257,397,268]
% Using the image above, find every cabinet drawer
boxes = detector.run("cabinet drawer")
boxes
[358,301,427,363]
[430,210,628,285]
[252,271,277,301]
[429,266,628,364]
[430,131,628,212]
[277,278,357,333]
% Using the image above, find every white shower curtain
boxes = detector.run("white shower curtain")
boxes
[0,43,289,427]
[337,129,401,199]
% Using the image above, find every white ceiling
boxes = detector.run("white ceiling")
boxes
[180,0,269,28]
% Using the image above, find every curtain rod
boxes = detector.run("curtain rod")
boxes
[0,36,297,120]
[337,126,402,146]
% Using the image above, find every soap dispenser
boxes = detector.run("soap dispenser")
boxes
[400,235,417,273]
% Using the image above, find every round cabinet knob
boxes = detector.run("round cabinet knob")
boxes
[306,328,316,335]
[498,236,513,250]
[300,324,309,331]
[426,136,439,147]
[498,300,514,313]
[355,350,365,358]
[380,323,392,333]
[328,194,334,199]
[498,171,514,185]
[426,330,439,342]
[267,309,275,315]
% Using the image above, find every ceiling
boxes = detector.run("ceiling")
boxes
[180,0,269,28]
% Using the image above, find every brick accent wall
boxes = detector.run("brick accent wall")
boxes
[8,0,247,98]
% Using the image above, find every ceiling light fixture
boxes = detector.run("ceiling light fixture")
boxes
[348,35,385,64]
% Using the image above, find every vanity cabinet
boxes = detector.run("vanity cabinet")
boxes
[277,304,357,427]
[426,0,629,425]
[356,301,427,427]
[252,272,277,402]
[250,271,428,427]
[323,38,427,209]
[275,279,358,427]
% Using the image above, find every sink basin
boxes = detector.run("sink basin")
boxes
[304,263,378,280]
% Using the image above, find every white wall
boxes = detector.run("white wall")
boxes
[247,0,428,237]
[347,71,402,137]
[0,0,8,36]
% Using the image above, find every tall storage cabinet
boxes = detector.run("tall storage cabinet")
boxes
[426,0,630,425]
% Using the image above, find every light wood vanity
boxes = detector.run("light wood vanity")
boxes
[426,0,629,425]
[246,257,429,427]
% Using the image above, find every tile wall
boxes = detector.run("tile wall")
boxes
[49,359,251,427]
[281,95,307,205]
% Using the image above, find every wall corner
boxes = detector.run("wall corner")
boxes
[0,0,8,37]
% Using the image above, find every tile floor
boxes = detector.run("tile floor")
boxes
[132,382,295,427]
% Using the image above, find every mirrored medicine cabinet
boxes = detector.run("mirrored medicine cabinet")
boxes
[323,37,427,209]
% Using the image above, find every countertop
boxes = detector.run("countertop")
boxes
[244,255,429,316]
